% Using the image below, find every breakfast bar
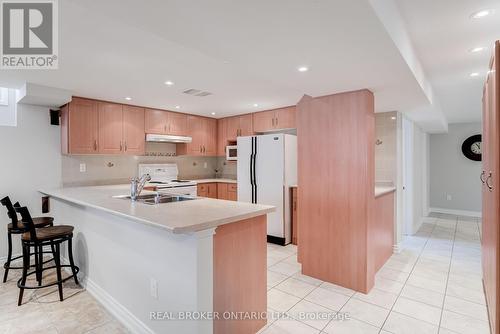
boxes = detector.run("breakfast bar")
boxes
[39,185,274,334]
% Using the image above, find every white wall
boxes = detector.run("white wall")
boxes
[402,118,430,235]
[429,123,482,216]
[0,100,62,259]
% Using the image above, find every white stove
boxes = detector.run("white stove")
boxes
[138,164,197,196]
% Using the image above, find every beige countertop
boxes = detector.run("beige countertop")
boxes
[375,186,396,198]
[192,178,237,184]
[40,185,274,234]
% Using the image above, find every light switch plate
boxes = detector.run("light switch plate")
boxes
[79,163,86,172]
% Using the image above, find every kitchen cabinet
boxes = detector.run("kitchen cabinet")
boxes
[217,118,228,156]
[145,109,188,136]
[217,183,237,201]
[98,102,124,154]
[177,116,217,156]
[482,41,499,334]
[291,187,298,245]
[253,106,296,132]
[61,97,99,154]
[226,114,253,141]
[198,183,217,198]
[98,102,145,155]
[227,184,237,201]
[123,106,146,155]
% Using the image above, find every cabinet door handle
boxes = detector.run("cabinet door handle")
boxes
[276,117,278,126]
[200,145,202,153]
[120,141,123,151]
[486,172,493,192]
[272,118,275,126]
[125,141,128,151]
[481,171,486,184]
[203,146,206,153]
[94,140,97,151]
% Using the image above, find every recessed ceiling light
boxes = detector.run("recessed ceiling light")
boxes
[391,116,397,120]
[211,112,216,115]
[253,103,259,107]
[469,46,486,53]
[175,105,180,109]
[470,9,494,19]
[125,97,132,101]
[165,81,174,86]
[298,66,309,72]
[470,72,480,77]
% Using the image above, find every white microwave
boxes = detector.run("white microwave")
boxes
[226,145,237,161]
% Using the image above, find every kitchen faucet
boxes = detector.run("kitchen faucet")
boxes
[130,173,151,201]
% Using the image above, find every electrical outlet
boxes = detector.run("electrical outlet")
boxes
[446,194,452,201]
[79,163,86,173]
[150,278,158,299]
[204,162,208,169]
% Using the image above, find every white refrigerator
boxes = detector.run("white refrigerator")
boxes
[237,133,297,245]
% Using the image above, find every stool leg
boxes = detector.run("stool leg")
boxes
[37,245,43,286]
[18,243,29,306]
[54,243,63,302]
[34,244,39,284]
[3,231,12,283]
[67,238,79,285]
[50,242,56,263]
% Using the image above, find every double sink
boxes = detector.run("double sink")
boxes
[113,193,198,205]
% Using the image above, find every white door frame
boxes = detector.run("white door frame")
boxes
[402,117,414,236]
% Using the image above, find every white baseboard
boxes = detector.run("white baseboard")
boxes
[85,279,155,334]
[430,207,482,218]
[59,257,154,334]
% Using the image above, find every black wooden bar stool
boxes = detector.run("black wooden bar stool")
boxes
[15,206,79,306]
[1,196,54,283]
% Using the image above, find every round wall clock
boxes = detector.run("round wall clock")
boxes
[461,134,482,161]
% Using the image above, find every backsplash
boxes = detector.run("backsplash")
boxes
[62,142,236,186]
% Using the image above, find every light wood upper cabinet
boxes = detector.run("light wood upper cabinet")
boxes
[226,116,240,141]
[252,110,275,133]
[145,109,188,136]
[144,109,167,134]
[98,102,124,154]
[177,115,217,156]
[123,106,145,155]
[253,106,296,132]
[167,112,188,136]
[226,114,253,141]
[62,97,99,154]
[239,114,253,136]
[204,118,217,156]
[275,106,296,130]
[217,118,227,157]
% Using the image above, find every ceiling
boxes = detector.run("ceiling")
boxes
[1,0,486,131]
[396,0,500,124]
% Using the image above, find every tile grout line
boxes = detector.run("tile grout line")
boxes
[378,217,439,333]
[436,216,458,334]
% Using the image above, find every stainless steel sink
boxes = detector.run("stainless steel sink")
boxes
[112,193,198,205]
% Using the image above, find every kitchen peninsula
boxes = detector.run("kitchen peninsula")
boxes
[40,185,274,334]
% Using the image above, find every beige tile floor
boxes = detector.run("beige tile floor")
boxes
[0,266,128,334]
[261,214,488,334]
[0,214,487,334]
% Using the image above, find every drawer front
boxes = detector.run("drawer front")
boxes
[198,184,208,192]
[228,184,237,192]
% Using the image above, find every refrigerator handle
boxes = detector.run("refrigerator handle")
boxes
[253,136,257,203]
[250,136,255,203]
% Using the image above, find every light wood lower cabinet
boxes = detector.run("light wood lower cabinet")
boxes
[197,183,217,199]
[217,183,237,201]
[198,182,238,201]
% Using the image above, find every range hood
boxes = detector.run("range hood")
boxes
[146,134,192,143]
